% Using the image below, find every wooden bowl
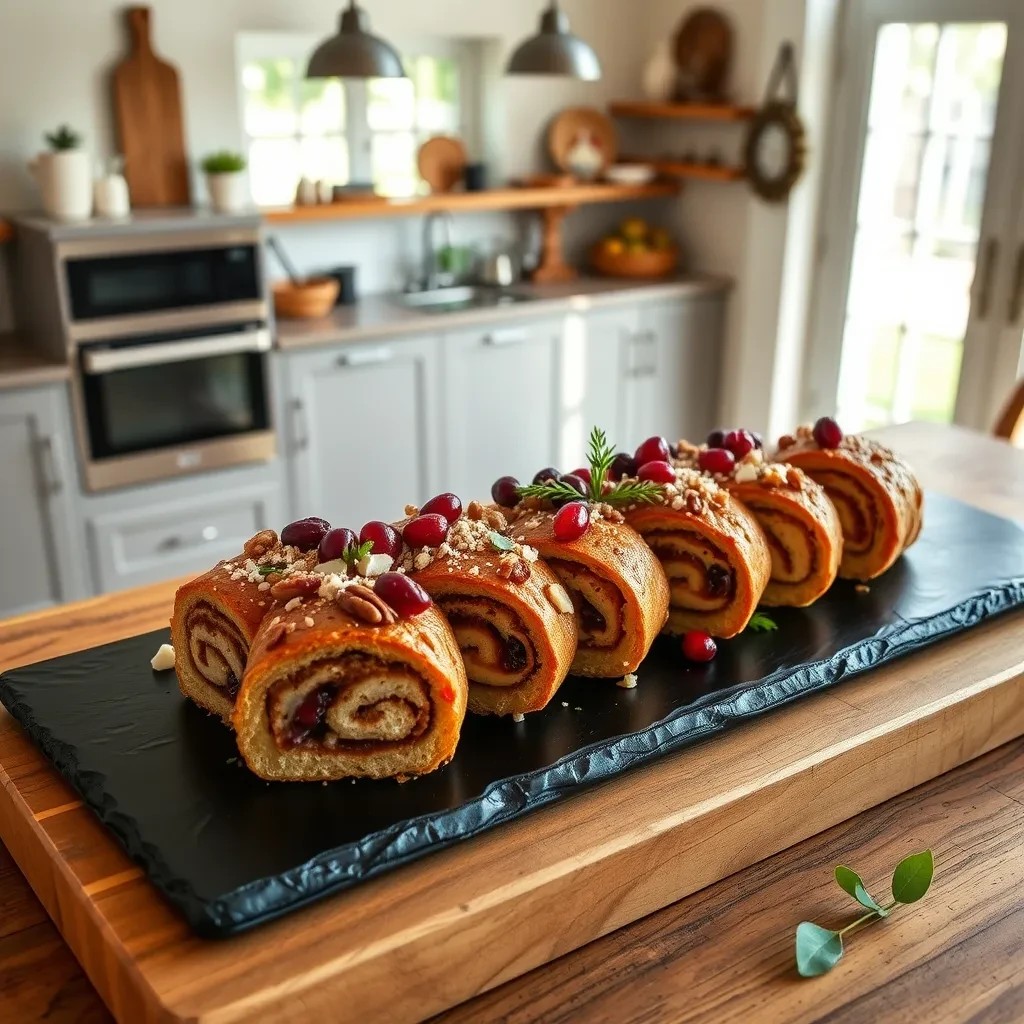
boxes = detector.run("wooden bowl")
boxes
[272,278,340,319]
[590,245,680,280]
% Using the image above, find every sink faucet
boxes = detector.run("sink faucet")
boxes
[421,211,455,291]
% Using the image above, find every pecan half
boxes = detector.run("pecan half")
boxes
[466,500,486,521]
[263,622,287,650]
[337,587,399,626]
[270,574,321,600]
[243,529,278,559]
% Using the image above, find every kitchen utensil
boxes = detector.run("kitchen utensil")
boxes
[604,163,657,186]
[325,265,358,305]
[548,107,617,177]
[272,278,340,319]
[478,243,521,288]
[590,243,680,279]
[463,162,487,192]
[674,7,733,100]
[417,136,468,193]
[266,235,303,287]
[112,6,190,207]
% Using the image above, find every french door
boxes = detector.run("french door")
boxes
[807,0,1024,432]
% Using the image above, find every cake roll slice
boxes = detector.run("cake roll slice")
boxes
[171,528,317,723]
[395,499,578,717]
[674,441,843,607]
[233,572,467,782]
[773,419,923,580]
[505,503,669,677]
[623,468,772,638]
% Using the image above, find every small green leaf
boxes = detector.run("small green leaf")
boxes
[489,531,516,552]
[342,540,373,566]
[257,565,280,576]
[891,849,934,905]
[795,922,844,977]
[747,611,779,633]
[835,865,888,916]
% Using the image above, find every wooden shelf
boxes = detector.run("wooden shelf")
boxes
[262,181,680,224]
[0,219,13,244]
[624,159,746,183]
[609,100,756,122]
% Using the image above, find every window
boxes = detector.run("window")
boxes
[236,33,477,205]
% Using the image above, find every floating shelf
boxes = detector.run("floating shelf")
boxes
[609,100,756,122]
[0,219,13,243]
[262,181,680,225]
[623,159,746,183]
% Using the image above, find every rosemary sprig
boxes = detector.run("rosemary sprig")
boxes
[607,481,662,505]
[257,564,281,576]
[586,426,617,502]
[516,480,589,504]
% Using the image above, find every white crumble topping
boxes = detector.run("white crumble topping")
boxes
[512,712,525,723]
[150,643,175,671]
[356,552,393,578]
[561,701,569,708]
[303,616,315,628]
[617,673,638,689]
[258,581,271,592]
[521,545,539,562]
[284,597,303,612]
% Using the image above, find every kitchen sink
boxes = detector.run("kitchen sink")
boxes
[397,285,534,314]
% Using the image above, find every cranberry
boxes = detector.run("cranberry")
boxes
[698,447,736,475]
[637,460,676,484]
[560,473,589,497]
[403,514,449,548]
[318,527,356,564]
[374,572,432,616]
[281,517,331,551]
[491,476,521,508]
[501,636,529,673]
[608,453,637,481]
[533,467,561,485]
[553,501,590,542]
[359,521,402,560]
[706,564,733,597]
[294,688,331,732]
[724,429,756,459]
[421,492,462,522]
[813,416,844,449]
[571,467,592,484]
[682,631,718,663]
[706,429,727,449]
[634,436,671,466]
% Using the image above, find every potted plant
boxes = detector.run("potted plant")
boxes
[28,125,93,221]
[201,151,249,213]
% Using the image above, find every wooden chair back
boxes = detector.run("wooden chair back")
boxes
[994,379,1024,444]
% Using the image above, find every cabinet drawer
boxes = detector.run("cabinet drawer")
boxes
[87,488,276,592]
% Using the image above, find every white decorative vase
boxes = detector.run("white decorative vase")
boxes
[642,40,678,101]
[206,171,249,213]
[94,169,131,218]
[28,150,93,221]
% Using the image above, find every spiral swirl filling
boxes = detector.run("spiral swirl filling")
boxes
[267,653,432,751]
[184,601,247,698]
[811,471,877,555]
[742,501,818,584]
[545,559,625,650]
[642,530,736,614]
[436,596,538,689]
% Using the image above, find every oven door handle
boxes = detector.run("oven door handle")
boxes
[81,328,272,374]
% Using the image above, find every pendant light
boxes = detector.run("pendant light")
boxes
[307,1,406,79]
[506,1,602,81]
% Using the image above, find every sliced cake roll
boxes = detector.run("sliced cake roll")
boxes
[233,572,467,782]
[773,418,923,581]
[674,439,844,607]
[396,497,578,717]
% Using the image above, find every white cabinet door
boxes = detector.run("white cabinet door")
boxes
[442,319,560,500]
[0,384,86,616]
[283,336,442,529]
[557,305,637,467]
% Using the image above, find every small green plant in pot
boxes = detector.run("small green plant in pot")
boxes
[201,151,249,213]
[30,124,92,220]
[45,124,83,151]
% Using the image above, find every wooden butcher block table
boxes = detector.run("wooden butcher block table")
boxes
[1,422,1022,1023]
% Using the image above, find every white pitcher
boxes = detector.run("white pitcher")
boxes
[28,150,93,221]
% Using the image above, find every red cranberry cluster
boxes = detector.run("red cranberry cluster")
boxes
[698,427,763,475]
[402,492,462,548]
[812,416,844,449]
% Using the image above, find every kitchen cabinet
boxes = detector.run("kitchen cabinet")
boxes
[441,318,561,500]
[281,337,443,527]
[0,384,87,616]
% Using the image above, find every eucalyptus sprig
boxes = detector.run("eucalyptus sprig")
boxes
[795,849,934,978]
[516,426,663,509]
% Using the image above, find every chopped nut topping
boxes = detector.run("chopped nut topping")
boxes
[617,673,638,689]
[404,504,420,517]
[270,575,321,601]
[243,529,278,559]
[263,622,287,650]
[685,491,704,515]
[284,596,303,612]
[512,712,525,723]
[545,583,574,614]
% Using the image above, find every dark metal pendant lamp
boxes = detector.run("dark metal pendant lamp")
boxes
[506,1,602,80]
[307,1,406,79]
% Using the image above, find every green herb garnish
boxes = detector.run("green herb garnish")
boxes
[489,531,516,552]
[515,426,663,509]
[795,849,934,978]
[257,565,281,576]
[746,611,778,633]
[342,540,373,567]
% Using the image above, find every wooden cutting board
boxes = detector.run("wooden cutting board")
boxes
[113,6,190,207]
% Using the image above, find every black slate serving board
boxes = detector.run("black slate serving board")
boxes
[2,493,1023,937]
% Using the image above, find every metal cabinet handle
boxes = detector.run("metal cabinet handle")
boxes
[291,398,309,451]
[338,346,393,367]
[976,237,999,320]
[627,330,657,378]
[37,436,63,493]
[158,526,220,552]
[1008,243,1024,324]
[482,330,527,347]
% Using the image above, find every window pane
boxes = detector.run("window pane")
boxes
[916,134,988,240]
[300,136,349,186]
[846,229,913,324]
[242,58,298,137]
[248,138,300,206]
[413,56,460,133]
[372,132,417,197]
[867,23,938,132]
[908,335,963,421]
[929,23,1006,136]
[300,77,345,135]
[857,130,923,230]
[368,78,415,130]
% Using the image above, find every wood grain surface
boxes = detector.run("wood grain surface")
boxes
[0,423,1022,1024]
[112,6,190,207]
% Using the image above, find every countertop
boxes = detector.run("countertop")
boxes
[0,332,70,391]
[1,422,1021,1024]
[275,273,732,350]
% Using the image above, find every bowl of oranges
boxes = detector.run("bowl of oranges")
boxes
[590,218,679,279]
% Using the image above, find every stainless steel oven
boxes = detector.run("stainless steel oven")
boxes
[15,215,276,492]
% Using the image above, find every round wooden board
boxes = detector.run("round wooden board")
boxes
[417,136,467,193]
[674,8,732,99]
[548,107,617,176]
